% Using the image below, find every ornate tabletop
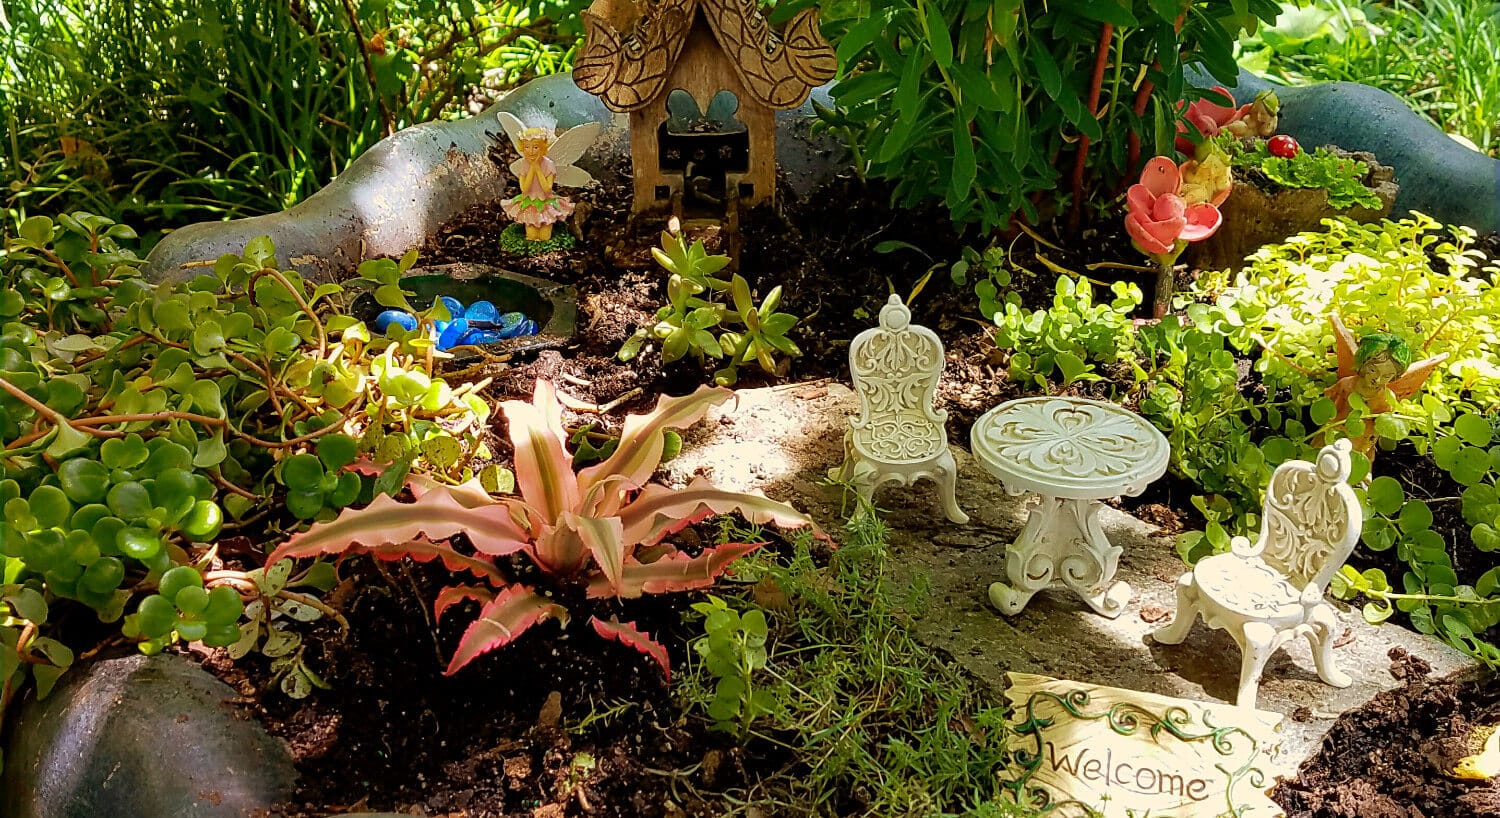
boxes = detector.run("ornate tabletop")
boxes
[969,397,1170,500]
[971,397,1171,618]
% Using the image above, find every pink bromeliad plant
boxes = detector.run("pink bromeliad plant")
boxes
[1125,155,1226,319]
[268,380,817,677]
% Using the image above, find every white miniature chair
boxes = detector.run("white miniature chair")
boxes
[1152,439,1360,709]
[830,295,967,524]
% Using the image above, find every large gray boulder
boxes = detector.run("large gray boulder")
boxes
[1,654,296,818]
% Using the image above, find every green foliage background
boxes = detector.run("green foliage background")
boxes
[805,0,1282,231]
[0,0,586,233]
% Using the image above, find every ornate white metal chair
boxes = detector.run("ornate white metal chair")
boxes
[1152,439,1360,709]
[830,295,967,523]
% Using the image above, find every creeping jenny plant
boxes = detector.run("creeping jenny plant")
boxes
[269,380,818,676]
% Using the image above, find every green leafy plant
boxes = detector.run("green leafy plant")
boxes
[679,513,1018,815]
[620,231,801,385]
[1225,137,1384,210]
[124,565,244,652]
[227,560,337,699]
[814,0,1281,230]
[268,380,819,676]
[967,246,1013,319]
[976,212,1500,665]
[687,594,778,738]
[716,275,801,385]
[990,276,1142,390]
[1168,216,1500,663]
[0,214,490,761]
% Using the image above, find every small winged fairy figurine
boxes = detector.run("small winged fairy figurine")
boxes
[1325,313,1448,455]
[498,112,602,244]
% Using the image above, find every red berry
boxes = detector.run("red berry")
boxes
[1268,135,1300,158]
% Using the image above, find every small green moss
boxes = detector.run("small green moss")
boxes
[500,223,576,256]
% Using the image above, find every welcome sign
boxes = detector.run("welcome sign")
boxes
[1000,673,1286,818]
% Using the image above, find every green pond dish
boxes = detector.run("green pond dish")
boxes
[349,265,577,356]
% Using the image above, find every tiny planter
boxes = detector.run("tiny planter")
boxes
[1189,143,1398,272]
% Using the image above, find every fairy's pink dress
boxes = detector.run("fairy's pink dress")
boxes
[502,156,574,227]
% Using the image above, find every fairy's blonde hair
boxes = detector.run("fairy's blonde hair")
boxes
[519,127,552,144]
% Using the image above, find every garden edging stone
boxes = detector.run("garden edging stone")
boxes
[0,653,296,818]
[142,67,1496,290]
[141,74,843,286]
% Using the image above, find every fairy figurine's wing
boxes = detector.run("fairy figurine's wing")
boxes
[1389,352,1449,400]
[497,111,527,151]
[548,122,602,188]
[1330,313,1358,378]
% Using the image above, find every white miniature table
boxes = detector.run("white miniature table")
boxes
[970,397,1169,618]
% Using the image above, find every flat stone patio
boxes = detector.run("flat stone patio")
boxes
[661,382,1479,769]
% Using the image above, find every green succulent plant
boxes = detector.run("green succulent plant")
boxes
[621,230,802,385]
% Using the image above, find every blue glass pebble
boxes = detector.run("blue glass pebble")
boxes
[464,300,500,323]
[439,296,465,318]
[437,318,470,349]
[494,312,525,338]
[375,310,417,334]
[458,329,504,346]
[517,319,539,336]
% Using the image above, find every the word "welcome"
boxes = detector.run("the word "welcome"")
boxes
[1046,743,1214,802]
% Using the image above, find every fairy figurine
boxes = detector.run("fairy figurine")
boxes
[497,112,601,248]
[1325,314,1448,455]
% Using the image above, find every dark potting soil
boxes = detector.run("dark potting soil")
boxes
[414,143,1151,442]
[1273,647,1500,818]
[199,553,769,818]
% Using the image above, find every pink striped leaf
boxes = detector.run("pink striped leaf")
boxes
[619,477,819,546]
[590,616,671,680]
[578,386,735,510]
[446,585,569,675]
[586,541,764,599]
[434,585,495,622]
[360,537,507,585]
[562,512,627,598]
[500,379,581,525]
[268,486,532,565]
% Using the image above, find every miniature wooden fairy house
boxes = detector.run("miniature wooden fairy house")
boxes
[573,0,835,216]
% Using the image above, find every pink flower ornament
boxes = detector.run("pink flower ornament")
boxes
[1125,157,1222,258]
[1175,86,1250,154]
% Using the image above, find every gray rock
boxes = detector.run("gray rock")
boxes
[1190,66,1500,233]
[141,74,845,286]
[1,653,295,818]
[660,384,1481,767]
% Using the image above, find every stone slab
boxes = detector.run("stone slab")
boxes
[659,383,1480,766]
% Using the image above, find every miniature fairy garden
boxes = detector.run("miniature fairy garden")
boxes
[3,1,1500,817]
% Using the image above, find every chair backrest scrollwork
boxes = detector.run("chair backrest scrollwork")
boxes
[1255,439,1362,591]
[847,295,947,463]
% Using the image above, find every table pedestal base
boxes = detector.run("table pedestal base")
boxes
[988,496,1131,619]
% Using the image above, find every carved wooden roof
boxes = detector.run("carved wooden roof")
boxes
[573,0,836,113]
